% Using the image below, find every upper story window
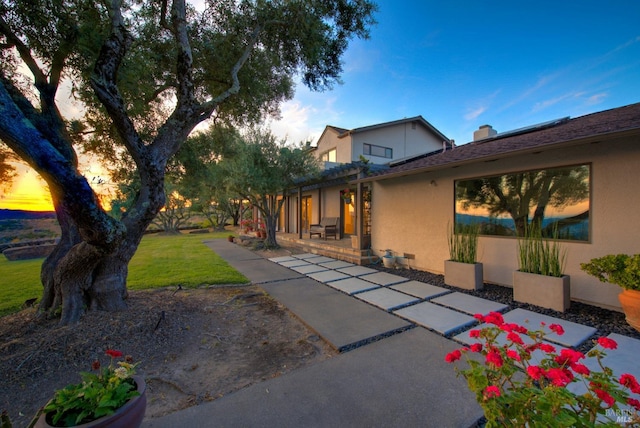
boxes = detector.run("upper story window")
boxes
[320,148,337,162]
[363,143,392,159]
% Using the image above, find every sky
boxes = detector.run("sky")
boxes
[2,0,639,211]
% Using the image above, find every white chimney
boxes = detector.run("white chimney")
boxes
[473,125,497,141]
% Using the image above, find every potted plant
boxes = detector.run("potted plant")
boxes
[581,254,640,332]
[33,350,146,427]
[382,249,395,268]
[340,188,353,204]
[445,223,483,290]
[446,312,640,426]
[513,222,570,312]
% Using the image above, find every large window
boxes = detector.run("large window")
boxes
[454,164,590,241]
[363,143,392,159]
[320,148,337,162]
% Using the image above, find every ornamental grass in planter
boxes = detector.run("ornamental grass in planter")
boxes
[581,254,640,333]
[445,223,483,290]
[514,223,570,312]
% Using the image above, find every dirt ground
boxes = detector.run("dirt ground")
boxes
[0,246,337,428]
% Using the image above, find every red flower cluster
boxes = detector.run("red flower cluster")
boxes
[483,385,500,400]
[105,349,123,358]
[597,337,618,350]
[444,349,461,363]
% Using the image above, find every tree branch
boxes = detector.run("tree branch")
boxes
[90,0,146,164]
[197,24,263,119]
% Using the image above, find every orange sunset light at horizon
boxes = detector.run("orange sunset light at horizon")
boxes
[1,161,113,212]
[0,165,54,211]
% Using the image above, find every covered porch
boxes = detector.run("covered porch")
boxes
[276,232,376,265]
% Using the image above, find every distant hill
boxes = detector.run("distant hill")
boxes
[0,209,56,220]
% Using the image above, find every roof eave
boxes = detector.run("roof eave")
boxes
[353,127,640,184]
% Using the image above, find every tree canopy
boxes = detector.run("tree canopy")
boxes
[0,0,376,324]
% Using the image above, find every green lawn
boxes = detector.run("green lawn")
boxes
[0,232,247,317]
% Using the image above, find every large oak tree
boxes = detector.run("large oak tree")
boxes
[0,0,376,324]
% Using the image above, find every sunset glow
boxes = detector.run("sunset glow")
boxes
[0,165,53,211]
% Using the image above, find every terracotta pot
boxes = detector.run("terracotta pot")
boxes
[619,289,640,333]
[35,376,147,428]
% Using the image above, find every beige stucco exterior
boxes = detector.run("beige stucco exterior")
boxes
[371,134,640,311]
[314,118,448,166]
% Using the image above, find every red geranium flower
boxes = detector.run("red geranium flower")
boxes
[554,349,584,366]
[506,349,521,362]
[597,337,618,350]
[619,373,640,394]
[628,398,640,411]
[105,349,123,358]
[445,349,462,363]
[546,368,573,387]
[483,385,501,400]
[549,323,565,336]
[570,363,590,376]
[537,343,556,353]
[486,350,503,368]
[484,312,504,326]
[527,365,544,380]
[507,331,524,345]
[593,388,615,407]
[470,343,483,353]
[469,329,481,338]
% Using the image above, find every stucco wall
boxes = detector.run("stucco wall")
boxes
[315,128,352,164]
[371,135,640,310]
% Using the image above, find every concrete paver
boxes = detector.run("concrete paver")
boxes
[358,271,409,286]
[395,301,476,335]
[293,253,323,260]
[261,278,411,352]
[502,308,597,348]
[390,281,450,299]
[291,264,329,274]
[336,265,378,276]
[432,292,509,316]
[356,287,420,311]
[319,260,355,269]
[307,270,351,283]
[279,259,312,268]
[326,277,380,295]
[304,256,336,264]
[268,256,298,263]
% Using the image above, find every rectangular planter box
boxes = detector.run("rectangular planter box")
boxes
[445,260,483,290]
[513,270,570,312]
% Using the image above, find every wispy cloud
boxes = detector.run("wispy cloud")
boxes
[464,106,486,121]
[585,92,608,105]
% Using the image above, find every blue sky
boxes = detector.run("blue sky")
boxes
[270,0,640,146]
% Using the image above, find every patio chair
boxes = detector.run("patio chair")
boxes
[309,217,339,240]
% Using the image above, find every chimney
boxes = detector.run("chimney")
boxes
[473,124,497,141]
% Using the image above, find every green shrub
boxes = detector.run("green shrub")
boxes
[581,254,640,291]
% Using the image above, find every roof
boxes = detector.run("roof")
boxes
[311,116,450,151]
[336,115,450,143]
[358,102,640,183]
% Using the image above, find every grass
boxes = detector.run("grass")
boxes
[0,231,248,317]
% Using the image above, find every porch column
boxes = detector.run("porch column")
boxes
[297,186,303,239]
[356,181,364,249]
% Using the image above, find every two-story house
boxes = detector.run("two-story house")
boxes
[278,116,450,256]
